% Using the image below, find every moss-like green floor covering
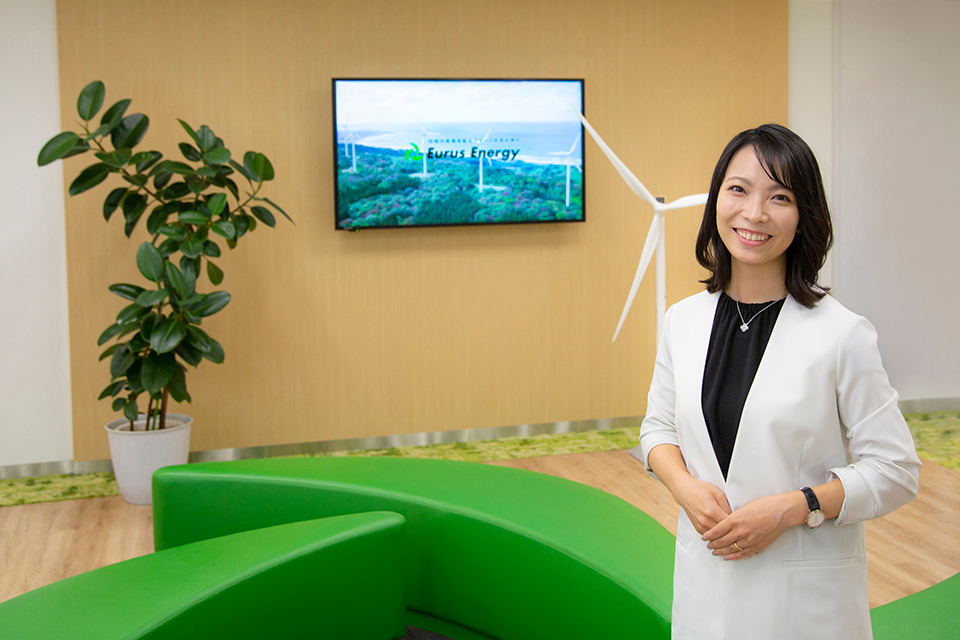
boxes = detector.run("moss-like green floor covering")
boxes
[2,412,957,508]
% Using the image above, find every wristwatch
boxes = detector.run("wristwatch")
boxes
[800,486,825,529]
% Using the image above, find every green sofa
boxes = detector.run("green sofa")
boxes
[152,457,677,640]
[871,570,960,640]
[3,455,953,639]
[0,512,407,640]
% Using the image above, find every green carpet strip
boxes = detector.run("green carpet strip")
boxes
[2,412,957,508]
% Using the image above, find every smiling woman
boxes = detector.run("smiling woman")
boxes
[639,124,920,639]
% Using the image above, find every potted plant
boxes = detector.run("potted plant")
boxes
[38,81,291,503]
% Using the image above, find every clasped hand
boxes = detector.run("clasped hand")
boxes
[702,494,798,560]
[675,477,796,561]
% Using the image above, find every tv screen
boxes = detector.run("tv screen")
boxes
[333,78,585,230]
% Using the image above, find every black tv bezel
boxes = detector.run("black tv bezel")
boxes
[331,77,586,231]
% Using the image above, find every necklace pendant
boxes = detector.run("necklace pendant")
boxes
[740,323,750,332]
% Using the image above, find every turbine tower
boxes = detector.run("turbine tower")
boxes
[340,129,358,174]
[475,128,505,192]
[411,123,440,178]
[574,111,708,342]
[547,131,582,207]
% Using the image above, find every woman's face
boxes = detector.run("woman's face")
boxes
[716,145,799,278]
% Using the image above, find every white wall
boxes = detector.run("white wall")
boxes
[788,0,835,287]
[830,0,960,401]
[0,0,74,467]
[790,0,960,402]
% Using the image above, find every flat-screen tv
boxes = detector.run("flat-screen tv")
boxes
[332,78,585,230]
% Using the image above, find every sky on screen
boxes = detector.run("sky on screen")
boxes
[335,80,583,126]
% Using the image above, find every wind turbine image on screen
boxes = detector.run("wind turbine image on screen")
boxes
[411,122,440,178]
[574,110,707,342]
[547,131,582,207]
[475,128,506,193]
[341,125,359,174]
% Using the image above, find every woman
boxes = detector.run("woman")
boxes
[639,124,921,640]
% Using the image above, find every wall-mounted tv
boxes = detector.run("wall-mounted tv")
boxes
[333,78,585,230]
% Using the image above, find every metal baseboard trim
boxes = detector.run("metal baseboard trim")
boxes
[0,459,82,481]
[2,415,643,480]
[898,397,960,414]
[7,399,954,480]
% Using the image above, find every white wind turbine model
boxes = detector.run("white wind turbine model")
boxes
[475,128,506,192]
[574,111,708,342]
[547,130,582,207]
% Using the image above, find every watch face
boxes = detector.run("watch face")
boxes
[806,509,825,529]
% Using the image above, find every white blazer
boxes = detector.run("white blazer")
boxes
[640,291,921,640]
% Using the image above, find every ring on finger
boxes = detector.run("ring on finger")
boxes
[734,541,744,551]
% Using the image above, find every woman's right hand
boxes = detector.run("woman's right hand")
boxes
[647,444,732,535]
[671,475,732,535]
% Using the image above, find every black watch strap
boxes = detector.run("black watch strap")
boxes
[800,486,821,512]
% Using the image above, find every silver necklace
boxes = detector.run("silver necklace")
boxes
[735,299,780,332]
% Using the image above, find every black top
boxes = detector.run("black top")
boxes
[701,292,786,479]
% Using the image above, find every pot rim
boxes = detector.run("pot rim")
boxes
[105,413,193,435]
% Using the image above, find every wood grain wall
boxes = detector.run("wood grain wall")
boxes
[55,0,788,460]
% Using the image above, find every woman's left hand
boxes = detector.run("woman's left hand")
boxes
[701,491,807,560]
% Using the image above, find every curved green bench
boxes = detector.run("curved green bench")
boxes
[152,457,676,640]
[0,512,407,640]
[872,570,960,640]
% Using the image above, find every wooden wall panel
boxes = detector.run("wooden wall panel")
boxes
[55,0,788,460]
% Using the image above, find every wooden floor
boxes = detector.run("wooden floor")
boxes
[1,450,958,608]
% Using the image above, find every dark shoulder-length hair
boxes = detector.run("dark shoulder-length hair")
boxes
[695,123,833,308]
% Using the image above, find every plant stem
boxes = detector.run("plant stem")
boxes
[146,395,155,430]
[159,389,169,430]
[231,182,262,216]
[83,125,165,208]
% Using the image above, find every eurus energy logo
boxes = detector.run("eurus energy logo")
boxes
[405,142,520,162]
[405,143,424,161]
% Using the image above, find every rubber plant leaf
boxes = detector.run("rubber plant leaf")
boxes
[37,132,81,166]
[136,242,165,283]
[148,318,187,354]
[77,81,105,121]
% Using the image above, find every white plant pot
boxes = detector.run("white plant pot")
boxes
[105,413,193,505]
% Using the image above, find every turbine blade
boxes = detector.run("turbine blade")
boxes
[573,110,658,207]
[567,130,582,155]
[663,193,708,211]
[612,212,663,342]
